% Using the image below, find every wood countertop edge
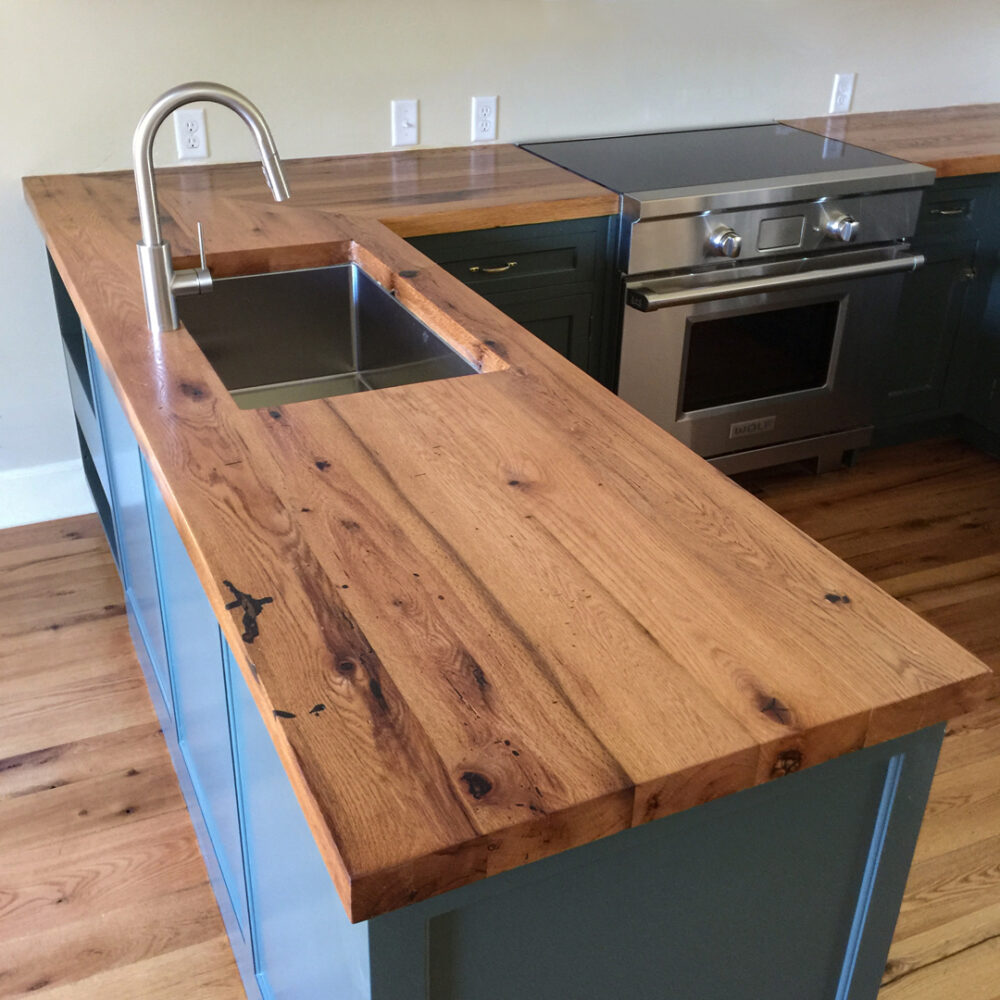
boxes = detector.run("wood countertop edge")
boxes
[781,103,1000,177]
[21,163,993,924]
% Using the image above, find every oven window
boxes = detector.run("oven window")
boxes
[682,299,840,412]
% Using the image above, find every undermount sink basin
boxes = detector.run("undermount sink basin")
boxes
[177,263,478,410]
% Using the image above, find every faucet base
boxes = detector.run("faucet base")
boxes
[137,241,178,334]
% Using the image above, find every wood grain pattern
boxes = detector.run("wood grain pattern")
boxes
[0,515,242,998]
[782,104,1000,177]
[22,163,991,921]
[69,144,620,246]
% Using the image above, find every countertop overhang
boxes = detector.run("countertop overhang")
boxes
[23,143,991,922]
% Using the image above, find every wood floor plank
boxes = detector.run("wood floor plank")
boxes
[0,758,181,855]
[938,702,1000,774]
[911,756,1000,860]
[0,885,225,996]
[883,899,1000,987]
[879,935,1000,1000]
[0,665,152,761]
[0,721,165,800]
[894,832,1000,940]
[0,809,209,944]
[0,515,102,556]
[22,935,244,1000]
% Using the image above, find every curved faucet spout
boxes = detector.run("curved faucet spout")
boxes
[132,81,290,334]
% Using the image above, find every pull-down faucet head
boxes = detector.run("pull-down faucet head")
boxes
[132,81,290,335]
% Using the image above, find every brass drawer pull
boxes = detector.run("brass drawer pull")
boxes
[469,261,518,274]
[929,206,966,217]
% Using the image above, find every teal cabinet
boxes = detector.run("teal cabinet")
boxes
[876,176,1000,445]
[963,182,1000,439]
[878,241,980,424]
[486,286,594,371]
[88,340,172,715]
[145,479,250,942]
[407,216,621,388]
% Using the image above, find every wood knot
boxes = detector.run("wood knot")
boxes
[758,695,792,726]
[460,771,493,800]
[178,381,207,400]
[824,593,852,605]
[771,749,803,778]
[315,460,331,471]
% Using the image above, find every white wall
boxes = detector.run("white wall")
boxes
[2,0,999,525]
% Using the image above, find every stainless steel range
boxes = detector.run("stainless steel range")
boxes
[522,125,935,473]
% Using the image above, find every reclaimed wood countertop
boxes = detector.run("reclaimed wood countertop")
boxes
[23,145,991,923]
[782,104,1000,178]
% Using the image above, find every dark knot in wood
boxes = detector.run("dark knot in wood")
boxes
[460,771,493,800]
[759,695,792,726]
[223,580,274,644]
[771,749,803,778]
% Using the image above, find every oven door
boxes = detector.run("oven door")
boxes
[618,246,922,459]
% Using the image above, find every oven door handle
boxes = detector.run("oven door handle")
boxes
[626,252,925,311]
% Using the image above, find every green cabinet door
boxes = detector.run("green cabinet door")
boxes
[876,176,999,441]
[877,240,980,425]
[485,287,594,372]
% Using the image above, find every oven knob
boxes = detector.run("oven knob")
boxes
[825,213,860,242]
[709,227,742,258]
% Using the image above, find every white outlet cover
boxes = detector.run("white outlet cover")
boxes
[391,99,418,147]
[471,96,498,142]
[828,73,856,115]
[174,107,208,159]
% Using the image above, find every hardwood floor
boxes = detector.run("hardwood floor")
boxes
[737,437,1000,999]
[0,436,995,997]
[0,514,244,998]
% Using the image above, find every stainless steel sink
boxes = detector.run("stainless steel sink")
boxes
[177,263,478,409]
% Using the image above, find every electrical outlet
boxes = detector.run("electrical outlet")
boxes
[174,107,208,159]
[471,96,498,142]
[828,73,856,115]
[391,99,418,147]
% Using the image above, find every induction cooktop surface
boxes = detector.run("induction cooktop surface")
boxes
[521,124,912,196]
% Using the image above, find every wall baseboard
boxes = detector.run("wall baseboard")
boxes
[0,458,96,530]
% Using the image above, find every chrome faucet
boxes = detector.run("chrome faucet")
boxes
[132,82,290,335]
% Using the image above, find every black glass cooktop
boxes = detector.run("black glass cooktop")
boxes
[521,124,908,195]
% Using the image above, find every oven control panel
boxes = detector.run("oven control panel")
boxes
[625,189,923,275]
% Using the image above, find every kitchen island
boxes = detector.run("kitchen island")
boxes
[24,146,991,999]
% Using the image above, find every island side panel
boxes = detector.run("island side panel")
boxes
[368,726,943,1000]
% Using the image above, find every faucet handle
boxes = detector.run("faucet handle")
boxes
[170,221,213,298]
[196,221,209,272]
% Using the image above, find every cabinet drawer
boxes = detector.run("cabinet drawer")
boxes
[408,217,608,293]
[916,181,994,240]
